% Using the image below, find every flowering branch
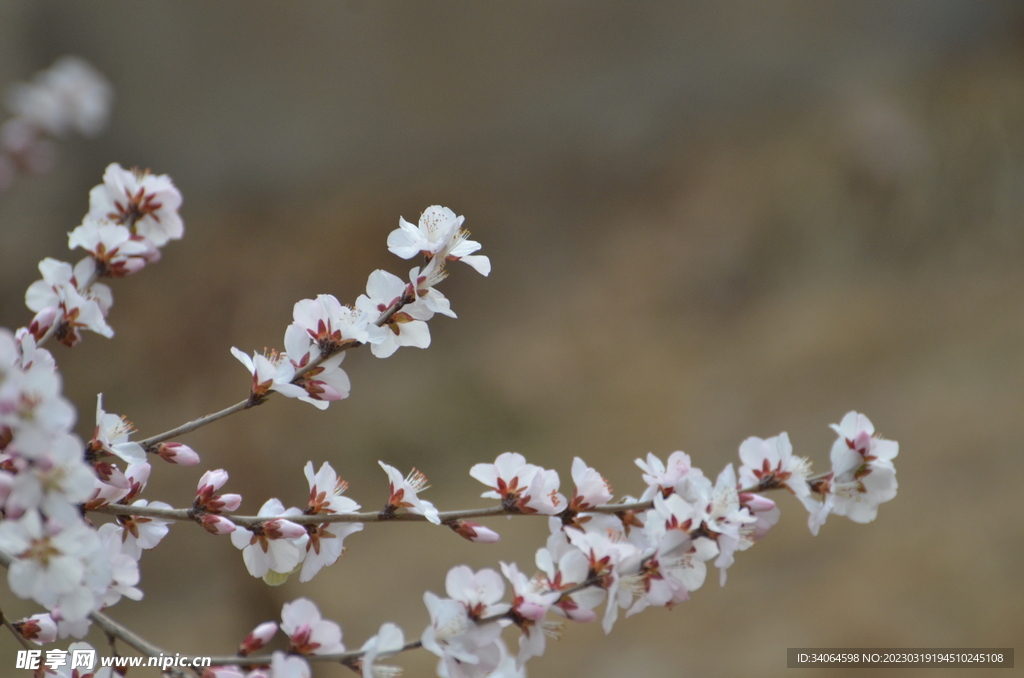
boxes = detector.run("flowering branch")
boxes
[0,136,899,678]
[136,295,411,451]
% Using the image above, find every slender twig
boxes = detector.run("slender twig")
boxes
[91,500,656,528]
[0,606,33,651]
[136,296,409,450]
[4,476,814,672]
[89,476,826,529]
[137,399,251,449]
[205,566,616,666]
[88,608,168,658]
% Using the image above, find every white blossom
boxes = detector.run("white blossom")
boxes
[230,498,307,579]
[387,205,490,276]
[87,163,183,246]
[379,461,440,524]
[281,597,345,655]
[5,57,112,137]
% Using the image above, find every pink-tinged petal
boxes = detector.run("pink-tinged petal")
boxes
[155,441,200,465]
[239,621,279,655]
[448,520,500,543]
[201,515,236,535]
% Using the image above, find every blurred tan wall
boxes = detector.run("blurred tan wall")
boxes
[1,2,1023,677]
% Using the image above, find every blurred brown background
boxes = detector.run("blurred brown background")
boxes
[1,2,1022,676]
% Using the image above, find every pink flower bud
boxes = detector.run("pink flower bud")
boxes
[214,493,243,512]
[198,469,230,493]
[200,514,237,535]
[447,519,500,543]
[515,600,549,622]
[741,493,777,512]
[92,462,130,488]
[28,306,58,340]
[239,621,279,655]
[14,613,56,645]
[156,442,200,466]
[266,518,307,540]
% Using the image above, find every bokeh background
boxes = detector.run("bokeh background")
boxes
[1,2,1023,676]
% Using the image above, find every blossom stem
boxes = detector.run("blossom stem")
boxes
[88,608,169,659]
[136,298,407,450]
[138,399,251,449]
[0,606,32,651]
[0,551,193,674]
[91,472,818,529]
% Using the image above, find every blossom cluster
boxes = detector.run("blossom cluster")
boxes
[197,418,897,678]
[0,329,143,635]
[0,161,194,645]
[26,162,183,346]
[0,57,112,192]
[0,150,901,678]
[231,204,489,410]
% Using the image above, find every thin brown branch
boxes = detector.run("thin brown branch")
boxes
[0,606,33,651]
[136,296,409,449]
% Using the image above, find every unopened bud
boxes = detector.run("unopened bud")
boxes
[199,514,236,535]
[28,306,58,340]
[266,518,307,540]
[238,621,278,655]
[447,519,500,543]
[13,613,56,645]
[156,441,200,466]
[198,469,230,494]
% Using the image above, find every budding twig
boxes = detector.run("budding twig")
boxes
[89,477,823,530]
[137,296,409,450]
